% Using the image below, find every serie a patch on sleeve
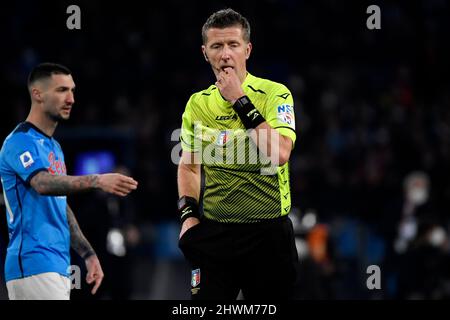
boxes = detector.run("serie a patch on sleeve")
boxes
[19,151,34,169]
[276,104,295,127]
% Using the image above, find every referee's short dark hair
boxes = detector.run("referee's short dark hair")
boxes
[28,63,71,87]
[202,8,251,44]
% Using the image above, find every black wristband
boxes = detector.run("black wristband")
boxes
[177,196,200,224]
[232,95,266,129]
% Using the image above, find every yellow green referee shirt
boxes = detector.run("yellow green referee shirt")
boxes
[181,72,296,223]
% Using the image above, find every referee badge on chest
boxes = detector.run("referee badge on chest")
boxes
[216,130,229,146]
[191,268,201,287]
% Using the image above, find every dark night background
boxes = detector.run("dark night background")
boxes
[1,0,450,299]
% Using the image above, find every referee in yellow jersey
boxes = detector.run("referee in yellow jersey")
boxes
[177,8,298,300]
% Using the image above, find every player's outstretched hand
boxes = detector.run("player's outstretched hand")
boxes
[97,173,138,197]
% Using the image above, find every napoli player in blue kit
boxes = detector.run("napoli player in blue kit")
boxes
[0,63,138,299]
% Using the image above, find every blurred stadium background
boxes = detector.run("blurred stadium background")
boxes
[1,0,450,299]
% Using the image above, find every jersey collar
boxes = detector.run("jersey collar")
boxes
[241,72,255,89]
[24,121,52,139]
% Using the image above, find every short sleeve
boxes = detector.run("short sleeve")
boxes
[264,86,297,145]
[180,96,200,153]
[3,134,47,184]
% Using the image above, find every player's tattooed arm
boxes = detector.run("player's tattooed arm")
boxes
[30,171,98,195]
[67,205,96,259]
[30,171,138,197]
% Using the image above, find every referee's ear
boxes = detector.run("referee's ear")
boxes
[201,46,209,62]
[245,42,252,60]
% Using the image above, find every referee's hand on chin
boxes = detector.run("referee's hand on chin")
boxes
[179,217,200,239]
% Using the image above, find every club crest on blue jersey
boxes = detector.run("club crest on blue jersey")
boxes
[191,268,201,287]
[47,151,67,175]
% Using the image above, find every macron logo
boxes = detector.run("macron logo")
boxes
[19,151,34,169]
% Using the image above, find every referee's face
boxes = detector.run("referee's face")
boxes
[41,74,76,122]
[202,26,252,84]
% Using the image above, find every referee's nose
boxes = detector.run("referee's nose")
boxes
[220,45,232,61]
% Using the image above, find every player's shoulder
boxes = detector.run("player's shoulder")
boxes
[186,84,218,110]
[247,73,291,97]
[190,84,218,101]
[0,124,33,161]
[3,123,35,146]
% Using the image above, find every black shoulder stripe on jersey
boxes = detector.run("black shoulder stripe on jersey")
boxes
[201,87,217,96]
[277,93,290,99]
[247,85,266,94]
[15,121,52,138]
[13,122,32,134]
[273,126,296,135]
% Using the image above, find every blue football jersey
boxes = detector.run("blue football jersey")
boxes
[0,122,70,282]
